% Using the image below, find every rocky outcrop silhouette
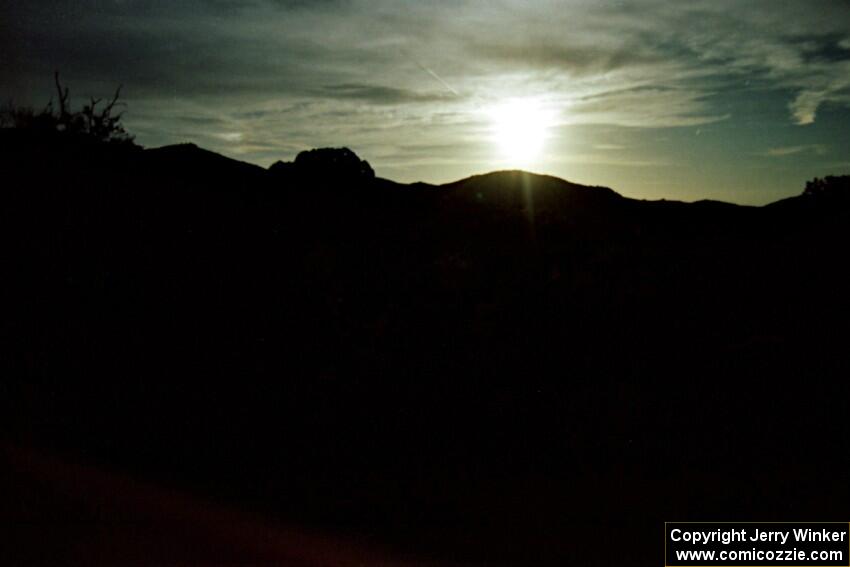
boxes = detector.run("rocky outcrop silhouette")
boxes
[269,147,374,183]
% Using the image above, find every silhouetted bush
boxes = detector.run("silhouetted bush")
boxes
[294,147,373,178]
[804,175,850,198]
[0,72,134,145]
[268,147,375,188]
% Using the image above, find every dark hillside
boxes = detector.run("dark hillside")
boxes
[3,136,850,566]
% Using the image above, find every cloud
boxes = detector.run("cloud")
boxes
[315,84,458,105]
[671,3,850,125]
[4,0,850,183]
[594,144,627,151]
[567,86,729,128]
[789,91,827,125]
[761,144,827,157]
[467,39,663,76]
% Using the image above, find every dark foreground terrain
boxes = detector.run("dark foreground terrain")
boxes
[2,131,849,565]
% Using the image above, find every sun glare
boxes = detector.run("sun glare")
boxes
[488,98,551,166]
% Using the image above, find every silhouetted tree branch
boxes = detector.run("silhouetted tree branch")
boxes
[0,72,134,145]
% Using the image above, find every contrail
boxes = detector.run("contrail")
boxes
[413,59,459,97]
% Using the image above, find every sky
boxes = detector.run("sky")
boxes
[3,0,850,204]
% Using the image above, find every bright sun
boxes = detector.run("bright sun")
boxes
[488,98,551,166]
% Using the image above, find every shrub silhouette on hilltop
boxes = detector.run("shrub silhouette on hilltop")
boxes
[804,175,850,201]
[269,147,374,182]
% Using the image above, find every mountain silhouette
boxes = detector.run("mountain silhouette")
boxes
[3,133,850,566]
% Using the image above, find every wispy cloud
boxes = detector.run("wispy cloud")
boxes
[8,1,850,129]
[594,144,627,151]
[315,84,458,104]
[760,144,827,157]
[4,0,849,198]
